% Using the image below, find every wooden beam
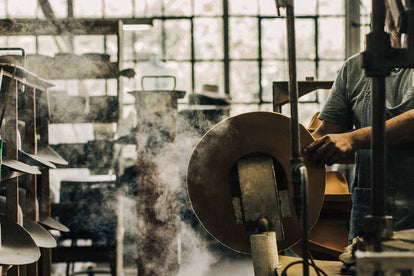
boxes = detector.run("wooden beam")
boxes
[0,18,153,36]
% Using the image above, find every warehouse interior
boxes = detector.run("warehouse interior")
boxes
[3,0,414,275]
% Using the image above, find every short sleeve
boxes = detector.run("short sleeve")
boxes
[318,60,353,128]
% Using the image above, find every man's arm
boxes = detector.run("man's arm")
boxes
[304,109,414,167]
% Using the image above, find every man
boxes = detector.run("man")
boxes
[303,1,414,243]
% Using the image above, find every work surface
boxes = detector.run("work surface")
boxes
[277,255,343,275]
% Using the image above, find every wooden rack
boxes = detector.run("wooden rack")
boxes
[0,63,68,276]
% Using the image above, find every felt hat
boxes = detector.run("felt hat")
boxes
[0,196,57,248]
[187,111,325,253]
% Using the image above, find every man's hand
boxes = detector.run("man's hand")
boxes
[303,132,356,167]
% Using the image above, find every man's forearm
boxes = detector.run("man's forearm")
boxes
[350,109,414,150]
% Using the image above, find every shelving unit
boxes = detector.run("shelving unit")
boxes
[0,17,152,276]
[0,63,67,276]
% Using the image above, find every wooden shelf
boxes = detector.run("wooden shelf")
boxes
[27,61,120,80]
[273,80,333,109]
[0,18,152,36]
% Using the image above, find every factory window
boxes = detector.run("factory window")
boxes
[0,0,371,122]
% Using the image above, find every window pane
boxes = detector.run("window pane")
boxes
[50,0,68,17]
[8,0,36,18]
[318,18,345,59]
[81,79,106,96]
[318,60,343,80]
[318,0,344,15]
[230,104,260,116]
[6,36,36,53]
[105,35,118,61]
[74,36,105,54]
[132,20,163,59]
[262,19,286,59]
[167,61,192,93]
[74,0,103,17]
[230,61,259,103]
[123,32,136,61]
[134,0,162,17]
[295,0,317,15]
[0,1,6,18]
[165,20,191,60]
[259,0,278,16]
[271,61,289,81]
[136,55,172,90]
[37,36,60,56]
[195,62,224,94]
[296,19,315,59]
[163,0,192,16]
[104,0,133,17]
[229,0,258,15]
[262,61,283,102]
[262,19,314,60]
[297,61,316,81]
[230,17,258,59]
[194,18,223,60]
[194,0,222,16]
[259,103,273,111]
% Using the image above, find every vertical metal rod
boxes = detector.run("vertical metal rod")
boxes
[285,2,309,275]
[372,0,386,33]
[286,4,300,160]
[223,0,230,95]
[371,77,386,218]
[300,165,309,274]
[406,0,414,52]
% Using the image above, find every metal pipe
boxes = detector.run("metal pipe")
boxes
[285,2,309,275]
[372,0,386,33]
[371,77,386,218]
[406,0,414,52]
[286,3,300,160]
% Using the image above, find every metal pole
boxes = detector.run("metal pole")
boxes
[371,77,386,219]
[286,4,300,160]
[285,2,309,275]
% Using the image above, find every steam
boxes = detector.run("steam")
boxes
[134,99,226,275]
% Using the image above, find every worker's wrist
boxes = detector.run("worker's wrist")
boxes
[348,128,370,150]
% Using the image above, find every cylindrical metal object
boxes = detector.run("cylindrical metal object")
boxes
[371,77,386,218]
[371,0,386,33]
[250,232,280,276]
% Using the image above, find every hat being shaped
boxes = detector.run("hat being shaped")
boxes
[187,111,325,253]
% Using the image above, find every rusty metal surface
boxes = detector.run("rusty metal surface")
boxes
[0,214,40,265]
[187,111,325,253]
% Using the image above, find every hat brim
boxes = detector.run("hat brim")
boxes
[187,111,325,253]
[23,219,57,248]
[0,214,40,265]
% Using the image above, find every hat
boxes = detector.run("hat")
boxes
[187,111,325,253]
[0,214,40,265]
[0,196,57,248]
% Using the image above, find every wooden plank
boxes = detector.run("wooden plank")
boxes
[0,18,152,36]
[273,81,333,111]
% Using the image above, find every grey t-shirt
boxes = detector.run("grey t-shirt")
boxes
[320,53,414,129]
[318,53,414,240]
